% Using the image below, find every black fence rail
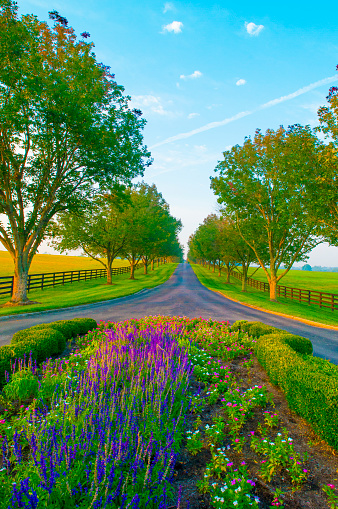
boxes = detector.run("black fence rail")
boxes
[0,262,147,297]
[230,269,338,311]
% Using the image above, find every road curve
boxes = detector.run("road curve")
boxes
[1,263,338,364]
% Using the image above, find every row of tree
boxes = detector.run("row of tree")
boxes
[50,182,183,282]
[0,2,182,305]
[188,70,338,301]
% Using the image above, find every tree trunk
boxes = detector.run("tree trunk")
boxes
[5,253,35,305]
[143,257,148,275]
[130,256,136,279]
[241,262,247,292]
[151,259,154,271]
[157,258,159,267]
[213,261,215,273]
[269,277,278,301]
[225,263,231,283]
[218,262,221,277]
[106,267,112,284]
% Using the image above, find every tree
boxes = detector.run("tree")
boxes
[302,264,312,271]
[311,69,338,245]
[211,125,323,301]
[0,2,151,305]
[49,189,129,284]
[121,183,182,279]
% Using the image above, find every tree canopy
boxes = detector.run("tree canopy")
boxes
[210,125,323,301]
[0,1,151,304]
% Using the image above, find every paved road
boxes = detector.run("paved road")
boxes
[1,263,338,363]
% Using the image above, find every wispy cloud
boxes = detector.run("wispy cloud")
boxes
[236,78,246,86]
[162,21,183,33]
[150,75,338,149]
[180,70,202,80]
[131,95,175,116]
[163,2,174,13]
[188,112,200,119]
[245,21,264,36]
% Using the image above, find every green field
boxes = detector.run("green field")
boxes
[191,263,338,327]
[0,250,126,276]
[0,262,177,317]
[246,266,338,294]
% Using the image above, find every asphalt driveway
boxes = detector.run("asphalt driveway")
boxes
[1,263,337,364]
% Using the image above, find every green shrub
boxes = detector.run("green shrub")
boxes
[70,317,97,335]
[50,320,81,339]
[279,333,313,356]
[11,329,63,361]
[230,320,248,333]
[3,368,39,402]
[245,321,282,337]
[254,332,338,451]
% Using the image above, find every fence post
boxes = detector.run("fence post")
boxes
[41,273,44,291]
[53,272,56,288]
[62,272,65,285]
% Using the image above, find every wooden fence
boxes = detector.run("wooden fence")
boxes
[230,269,338,311]
[0,262,148,297]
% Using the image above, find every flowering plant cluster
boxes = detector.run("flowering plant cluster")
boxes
[0,316,203,508]
[251,429,309,485]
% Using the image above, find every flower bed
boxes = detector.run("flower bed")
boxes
[0,316,337,508]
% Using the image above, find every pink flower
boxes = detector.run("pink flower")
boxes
[0,420,5,424]
[327,484,335,489]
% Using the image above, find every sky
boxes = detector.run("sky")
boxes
[16,0,338,265]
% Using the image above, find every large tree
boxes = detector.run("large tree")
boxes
[311,70,338,244]
[0,2,151,305]
[211,125,323,301]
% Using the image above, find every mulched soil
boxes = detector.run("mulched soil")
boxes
[170,355,338,509]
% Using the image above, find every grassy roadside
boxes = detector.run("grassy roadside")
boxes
[191,263,338,327]
[0,263,177,317]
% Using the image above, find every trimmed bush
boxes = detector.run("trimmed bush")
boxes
[278,333,313,356]
[254,333,338,451]
[244,321,282,337]
[11,329,63,361]
[230,320,248,333]
[70,317,97,335]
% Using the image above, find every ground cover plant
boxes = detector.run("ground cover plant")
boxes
[0,252,128,278]
[1,317,338,508]
[0,263,177,317]
[191,263,338,327]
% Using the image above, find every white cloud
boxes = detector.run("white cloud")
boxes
[150,74,338,149]
[163,2,174,13]
[245,22,264,36]
[188,112,200,119]
[236,78,246,86]
[162,21,183,33]
[131,95,173,116]
[180,70,202,80]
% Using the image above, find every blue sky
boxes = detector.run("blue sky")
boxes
[18,0,338,265]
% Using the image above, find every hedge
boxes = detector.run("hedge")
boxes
[254,333,338,450]
[0,317,97,387]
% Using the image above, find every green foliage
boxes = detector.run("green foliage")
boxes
[230,320,249,332]
[254,333,338,450]
[0,1,151,304]
[241,321,282,337]
[210,125,324,300]
[279,333,313,356]
[3,368,39,402]
[70,317,97,335]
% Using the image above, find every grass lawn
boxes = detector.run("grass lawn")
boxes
[0,250,127,276]
[0,263,177,317]
[247,266,338,294]
[191,263,338,327]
